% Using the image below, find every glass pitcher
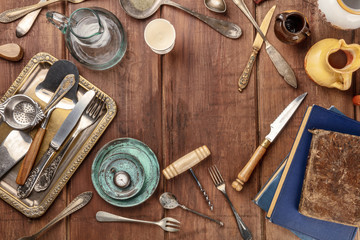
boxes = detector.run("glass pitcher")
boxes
[47,7,127,70]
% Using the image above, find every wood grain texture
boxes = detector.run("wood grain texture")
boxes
[0,0,359,239]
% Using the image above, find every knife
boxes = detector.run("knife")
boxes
[238,5,276,92]
[232,92,307,191]
[17,90,96,199]
[233,0,297,88]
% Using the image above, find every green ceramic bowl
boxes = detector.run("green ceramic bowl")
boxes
[91,138,160,207]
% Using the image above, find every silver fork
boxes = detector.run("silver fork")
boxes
[34,92,105,192]
[96,211,181,232]
[209,165,253,240]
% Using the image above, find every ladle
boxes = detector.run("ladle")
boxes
[159,192,224,226]
[119,0,241,39]
[204,0,227,13]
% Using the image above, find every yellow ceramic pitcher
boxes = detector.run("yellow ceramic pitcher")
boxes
[304,38,360,90]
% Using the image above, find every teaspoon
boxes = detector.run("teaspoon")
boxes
[204,0,227,13]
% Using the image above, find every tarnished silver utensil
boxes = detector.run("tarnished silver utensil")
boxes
[119,0,241,39]
[16,0,47,38]
[204,0,227,13]
[0,130,32,179]
[96,211,181,232]
[232,0,297,88]
[17,90,96,199]
[17,191,92,240]
[159,192,224,226]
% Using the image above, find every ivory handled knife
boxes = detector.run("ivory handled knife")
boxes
[238,5,276,92]
[232,92,307,191]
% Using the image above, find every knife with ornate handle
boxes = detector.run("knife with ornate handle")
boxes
[233,0,297,88]
[17,90,95,199]
[232,92,307,191]
[238,5,276,92]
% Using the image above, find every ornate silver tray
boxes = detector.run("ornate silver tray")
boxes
[0,52,116,218]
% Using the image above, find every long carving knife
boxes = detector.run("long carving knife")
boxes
[238,5,276,92]
[17,90,96,199]
[232,92,307,191]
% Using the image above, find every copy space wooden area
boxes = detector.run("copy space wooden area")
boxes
[0,0,359,239]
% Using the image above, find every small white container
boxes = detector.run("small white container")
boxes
[144,19,176,54]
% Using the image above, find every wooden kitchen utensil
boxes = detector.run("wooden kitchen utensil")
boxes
[0,43,23,61]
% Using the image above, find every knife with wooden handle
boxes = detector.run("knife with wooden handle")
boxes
[238,5,276,92]
[232,93,307,191]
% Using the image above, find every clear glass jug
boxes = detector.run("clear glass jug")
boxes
[47,7,127,70]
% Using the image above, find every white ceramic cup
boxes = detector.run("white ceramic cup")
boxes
[144,19,176,54]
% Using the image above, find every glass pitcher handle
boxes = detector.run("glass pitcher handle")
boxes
[46,11,69,34]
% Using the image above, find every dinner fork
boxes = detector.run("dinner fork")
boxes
[34,92,105,192]
[209,165,252,240]
[96,211,181,232]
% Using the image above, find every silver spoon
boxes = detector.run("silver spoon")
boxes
[204,0,227,13]
[159,192,224,226]
[17,192,92,240]
[119,0,241,39]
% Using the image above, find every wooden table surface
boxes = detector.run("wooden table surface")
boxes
[0,0,359,239]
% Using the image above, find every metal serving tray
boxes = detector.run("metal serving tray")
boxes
[0,52,116,218]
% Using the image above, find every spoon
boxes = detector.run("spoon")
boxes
[16,0,47,38]
[159,192,224,226]
[17,192,92,240]
[0,0,86,23]
[204,0,227,13]
[0,43,24,61]
[119,0,241,39]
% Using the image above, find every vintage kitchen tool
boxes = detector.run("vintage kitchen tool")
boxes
[0,0,86,23]
[204,0,227,13]
[17,90,96,199]
[92,138,160,207]
[16,0,47,38]
[209,165,252,240]
[34,94,105,192]
[274,10,311,45]
[96,211,180,232]
[232,92,307,191]
[0,43,24,61]
[238,5,276,92]
[119,0,242,39]
[17,191,92,240]
[0,94,44,130]
[159,192,224,226]
[232,0,297,88]
[0,130,32,179]
[16,73,78,185]
[163,145,213,211]
[47,7,127,70]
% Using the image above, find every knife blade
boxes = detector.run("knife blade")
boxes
[232,92,307,191]
[17,90,96,199]
[233,0,297,88]
[238,5,276,92]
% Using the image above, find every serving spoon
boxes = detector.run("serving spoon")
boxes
[0,0,86,23]
[119,0,241,39]
[204,0,227,13]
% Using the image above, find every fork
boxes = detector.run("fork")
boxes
[96,211,181,232]
[209,165,253,240]
[34,92,105,192]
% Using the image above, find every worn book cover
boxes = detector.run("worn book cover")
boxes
[266,105,358,240]
[299,129,360,227]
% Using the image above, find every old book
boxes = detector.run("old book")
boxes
[299,129,360,227]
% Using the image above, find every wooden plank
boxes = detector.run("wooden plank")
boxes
[0,1,67,240]
[66,1,164,240]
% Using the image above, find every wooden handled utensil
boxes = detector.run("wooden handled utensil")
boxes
[0,43,23,61]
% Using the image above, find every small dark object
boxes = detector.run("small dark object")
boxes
[253,0,267,4]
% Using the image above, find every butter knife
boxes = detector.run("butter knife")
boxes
[233,0,297,88]
[238,5,276,92]
[17,90,96,199]
[16,0,46,38]
[232,92,307,191]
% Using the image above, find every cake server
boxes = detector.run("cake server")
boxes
[232,92,307,191]
[17,90,95,199]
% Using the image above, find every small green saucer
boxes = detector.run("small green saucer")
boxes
[91,138,160,207]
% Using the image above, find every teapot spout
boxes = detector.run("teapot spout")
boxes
[46,11,70,35]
